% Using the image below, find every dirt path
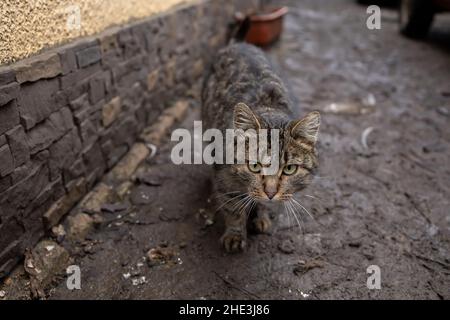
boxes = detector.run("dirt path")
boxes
[46,0,450,299]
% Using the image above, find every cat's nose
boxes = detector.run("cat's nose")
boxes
[264,179,278,200]
[265,190,277,200]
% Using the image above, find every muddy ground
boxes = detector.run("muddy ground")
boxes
[6,0,450,299]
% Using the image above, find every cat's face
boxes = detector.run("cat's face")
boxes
[217,103,320,204]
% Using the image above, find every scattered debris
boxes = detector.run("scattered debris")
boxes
[427,224,439,237]
[179,242,187,249]
[158,210,182,222]
[300,291,310,298]
[131,269,141,277]
[123,273,131,279]
[323,101,373,115]
[131,276,147,286]
[293,257,325,276]
[101,202,128,213]
[83,242,97,254]
[436,106,449,117]
[24,240,70,299]
[146,143,158,159]
[146,246,180,267]
[51,224,66,243]
[67,213,95,242]
[278,239,295,254]
[198,208,214,228]
[92,214,104,226]
[135,171,164,186]
[361,126,375,149]
[363,93,376,107]
[130,185,154,205]
[0,290,6,298]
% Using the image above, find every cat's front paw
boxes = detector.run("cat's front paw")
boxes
[220,229,246,253]
[252,216,272,234]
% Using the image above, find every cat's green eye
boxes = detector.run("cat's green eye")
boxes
[248,162,262,173]
[283,164,298,175]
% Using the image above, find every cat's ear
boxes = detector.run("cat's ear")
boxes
[289,111,321,145]
[233,103,261,131]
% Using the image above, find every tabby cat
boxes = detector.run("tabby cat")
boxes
[202,43,320,252]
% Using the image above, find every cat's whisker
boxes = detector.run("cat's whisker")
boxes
[285,200,302,232]
[290,203,303,230]
[215,193,246,212]
[283,202,292,229]
[288,199,303,232]
[239,196,254,218]
[291,197,314,221]
[248,198,257,218]
[240,196,255,216]
[231,194,251,213]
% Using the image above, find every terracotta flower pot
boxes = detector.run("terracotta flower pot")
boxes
[236,6,289,47]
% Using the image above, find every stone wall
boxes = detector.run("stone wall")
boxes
[0,0,257,278]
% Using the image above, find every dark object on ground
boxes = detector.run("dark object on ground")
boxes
[100,203,128,213]
[357,0,399,6]
[235,7,288,47]
[399,0,450,38]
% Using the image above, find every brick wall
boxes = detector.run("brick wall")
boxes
[0,0,257,278]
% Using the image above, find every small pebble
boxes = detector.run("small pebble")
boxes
[132,276,146,286]
[278,239,295,254]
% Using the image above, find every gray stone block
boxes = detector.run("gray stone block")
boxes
[63,158,86,185]
[89,75,106,104]
[0,162,49,211]
[59,48,78,75]
[0,100,20,135]
[0,67,15,86]
[17,78,60,130]
[79,118,98,147]
[118,28,143,59]
[82,141,106,175]
[76,45,102,68]
[5,125,30,167]
[27,107,74,154]
[14,53,62,83]
[48,128,82,181]
[69,93,90,111]
[0,145,14,177]
[0,82,20,107]
[60,63,101,90]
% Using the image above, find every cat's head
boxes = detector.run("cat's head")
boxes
[217,103,320,204]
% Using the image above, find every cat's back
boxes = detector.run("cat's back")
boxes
[202,43,292,130]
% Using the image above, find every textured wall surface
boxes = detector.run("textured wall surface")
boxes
[0,0,257,278]
[0,0,191,64]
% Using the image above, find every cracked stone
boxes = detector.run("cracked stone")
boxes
[67,213,95,242]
